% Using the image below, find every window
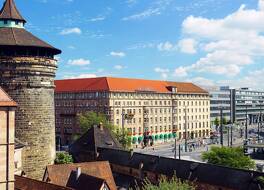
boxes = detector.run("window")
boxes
[4,20,7,24]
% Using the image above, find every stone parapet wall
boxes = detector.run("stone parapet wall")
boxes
[0,55,57,179]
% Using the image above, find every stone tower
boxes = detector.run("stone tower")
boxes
[0,0,61,179]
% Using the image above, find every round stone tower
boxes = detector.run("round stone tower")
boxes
[0,0,61,179]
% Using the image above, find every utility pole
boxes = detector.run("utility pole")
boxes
[227,126,230,147]
[122,109,125,144]
[245,105,248,140]
[220,107,223,146]
[230,124,233,147]
[178,144,181,160]
[184,106,188,152]
[174,138,177,159]
[258,104,262,143]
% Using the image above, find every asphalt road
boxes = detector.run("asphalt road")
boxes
[134,126,259,162]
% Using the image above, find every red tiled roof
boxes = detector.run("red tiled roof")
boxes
[15,175,73,190]
[0,87,17,106]
[45,161,117,190]
[55,77,208,94]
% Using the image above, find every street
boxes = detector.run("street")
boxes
[134,125,260,163]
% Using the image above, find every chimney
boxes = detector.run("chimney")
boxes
[76,167,81,181]
[99,122,103,131]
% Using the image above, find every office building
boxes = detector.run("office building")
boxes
[55,77,211,146]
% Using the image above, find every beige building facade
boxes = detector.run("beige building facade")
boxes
[0,87,17,190]
[55,77,210,145]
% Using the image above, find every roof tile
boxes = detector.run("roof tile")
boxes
[55,77,208,94]
[0,87,17,106]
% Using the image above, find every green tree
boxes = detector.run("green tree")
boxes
[55,152,73,164]
[222,117,228,125]
[78,112,113,133]
[135,175,195,190]
[202,146,255,170]
[78,111,132,149]
[214,117,220,126]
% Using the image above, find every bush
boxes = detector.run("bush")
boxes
[202,146,255,170]
[135,175,195,190]
[55,152,73,164]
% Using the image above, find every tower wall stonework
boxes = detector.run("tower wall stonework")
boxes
[0,56,57,179]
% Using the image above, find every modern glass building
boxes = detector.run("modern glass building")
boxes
[206,86,264,125]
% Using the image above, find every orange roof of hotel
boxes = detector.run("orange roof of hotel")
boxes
[0,87,17,106]
[55,77,208,94]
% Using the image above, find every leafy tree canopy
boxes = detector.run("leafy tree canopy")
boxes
[214,117,220,126]
[202,146,255,170]
[55,152,73,164]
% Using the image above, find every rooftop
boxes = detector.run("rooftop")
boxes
[15,175,73,190]
[44,161,117,190]
[0,0,25,22]
[0,0,61,55]
[0,87,16,106]
[96,147,264,190]
[55,77,208,94]
[69,124,122,162]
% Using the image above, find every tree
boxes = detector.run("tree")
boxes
[214,117,220,126]
[78,112,113,133]
[222,117,228,125]
[136,175,195,190]
[78,111,132,149]
[55,152,73,164]
[202,146,255,170]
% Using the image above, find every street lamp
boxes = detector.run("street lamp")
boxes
[258,104,263,143]
[184,106,188,152]
[219,106,223,146]
[245,104,248,140]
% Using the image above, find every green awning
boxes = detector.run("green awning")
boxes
[168,134,172,139]
[173,133,177,138]
[164,134,168,139]
[138,136,143,142]
[159,134,164,139]
[155,135,159,140]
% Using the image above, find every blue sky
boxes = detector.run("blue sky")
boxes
[12,0,264,89]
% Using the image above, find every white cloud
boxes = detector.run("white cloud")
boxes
[157,41,176,51]
[188,77,215,87]
[217,69,264,90]
[68,45,76,49]
[122,0,172,21]
[110,51,126,57]
[154,67,170,79]
[175,0,264,77]
[174,66,188,77]
[68,58,91,66]
[178,38,197,54]
[59,27,82,35]
[88,16,105,22]
[122,8,161,21]
[114,65,124,70]
[259,0,264,11]
[64,73,97,79]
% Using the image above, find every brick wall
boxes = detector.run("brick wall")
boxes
[0,56,57,180]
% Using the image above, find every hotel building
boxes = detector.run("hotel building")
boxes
[55,77,211,146]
